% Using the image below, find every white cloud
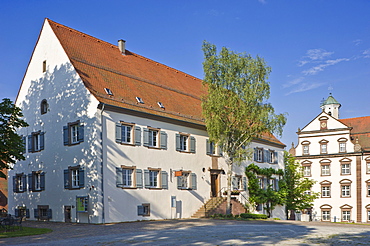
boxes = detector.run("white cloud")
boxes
[363,49,370,58]
[283,77,304,88]
[306,49,333,61]
[285,82,325,95]
[353,39,362,46]
[302,58,350,75]
[258,0,267,4]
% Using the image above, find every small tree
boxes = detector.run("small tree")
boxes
[245,163,284,218]
[0,98,28,178]
[281,152,319,220]
[202,41,286,214]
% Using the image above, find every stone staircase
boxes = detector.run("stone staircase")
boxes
[191,197,226,218]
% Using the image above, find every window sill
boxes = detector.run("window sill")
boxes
[177,150,194,154]
[120,186,137,189]
[118,142,136,146]
[148,187,162,190]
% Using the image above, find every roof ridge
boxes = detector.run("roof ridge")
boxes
[340,116,370,121]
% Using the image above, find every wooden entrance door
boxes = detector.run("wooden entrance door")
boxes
[211,174,219,197]
[64,206,72,223]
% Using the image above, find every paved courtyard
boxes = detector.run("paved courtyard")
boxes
[2,219,370,245]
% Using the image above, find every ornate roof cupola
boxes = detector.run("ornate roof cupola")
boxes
[320,93,341,119]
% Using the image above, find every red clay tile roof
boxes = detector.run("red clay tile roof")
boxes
[46,19,284,147]
[339,116,370,150]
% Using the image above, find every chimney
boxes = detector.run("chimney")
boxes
[118,39,126,55]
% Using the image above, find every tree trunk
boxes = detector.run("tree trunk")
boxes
[288,209,296,220]
[226,159,232,215]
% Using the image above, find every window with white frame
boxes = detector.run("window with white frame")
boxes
[302,141,310,155]
[322,186,330,197]
[341,163,350,175]
[64,166,84,190]
[116,167,143,188]
[28,171,45,192]
[342,210,351,221]
[176,134,195,153]
[116,122,141,146]
[177,171,197,190]
[320,140,328,154]
[341,185,350,197]
[339,142,346,153]
[232,176,242,190]
[63,121,84,146]
[321,165,330,176]
[368,184,370,196]
[138,203,150,216]
[255,148,263,162]
[367,162,370,174]
[28,131,45,152]
[143,128,167,149]
[13,173,26,193]
[144,169,168,189]
[322,210,330,221]
[303,166,311,177]
[368,210,370,222]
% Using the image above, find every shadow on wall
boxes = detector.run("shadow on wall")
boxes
[14,63,103,221]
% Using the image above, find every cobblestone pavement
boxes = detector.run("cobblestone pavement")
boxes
[2,219,370,245]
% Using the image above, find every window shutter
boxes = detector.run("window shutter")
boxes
[177,176,181,189]
[26,209,30,218]
[243,177,247,191]
[13,176,16,192]
[28,135,33,152]
[161,171,168,189]
[34,209,39,219]
[275,179,279,191]
[63,126,69,145]
[79,169,85,188]
[64,169,70,189]
[264,149,268,163]
[232,177,238,190]
[175,134,180,151]
[47,209,52,219]
[160,131,167,149]
[144,169,150,188]
[22,136,26,153]
[22,175,26,192]
[253,148,257,161]
[143,128,149,147]
[136,169,143,188]
[190,136,196,153]
[15,209,19,218]
[274,151,278,164]
[218,145,223,156]
[206,139,210,155]
[40,172,45,190]
[263,177,268,190]
[115,123,122,143]
[116,167,123,188]
[137,205,144,216]
[191,173,197,190]
[135,126,141,146]
[28,173,33,191]
[78,123,84,143]
[40,132,45,150]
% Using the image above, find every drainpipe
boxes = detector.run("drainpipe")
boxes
[100,103,105,223]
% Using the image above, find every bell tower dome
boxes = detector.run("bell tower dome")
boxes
[320,93,341,119]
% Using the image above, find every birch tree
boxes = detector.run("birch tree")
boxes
[202,41,286,214]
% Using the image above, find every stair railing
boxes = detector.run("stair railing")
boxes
[203,187,227,217]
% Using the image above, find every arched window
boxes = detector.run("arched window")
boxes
[41,99,48,115]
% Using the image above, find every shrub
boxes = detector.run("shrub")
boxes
[239,213,267,219]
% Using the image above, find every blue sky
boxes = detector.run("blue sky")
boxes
[1,0,369,147]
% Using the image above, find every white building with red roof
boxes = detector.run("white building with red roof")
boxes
[291,94,370,222]
[9,19,285,223]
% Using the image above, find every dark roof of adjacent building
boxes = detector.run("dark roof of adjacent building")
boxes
[46,19,285,147]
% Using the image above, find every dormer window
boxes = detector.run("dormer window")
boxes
[41,99,48,115]
[157,102,165,108]
[104,88,113,96]
[136,97,144,104]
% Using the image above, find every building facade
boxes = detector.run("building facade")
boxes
[9,19,285,223]
[292,94,370,222]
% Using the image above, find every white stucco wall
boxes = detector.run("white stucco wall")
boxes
[11,19,102,223]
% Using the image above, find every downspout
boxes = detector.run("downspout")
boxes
[100,103,105,223]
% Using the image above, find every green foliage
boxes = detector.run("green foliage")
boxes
[202,41,286,214]
[239,213,268,219]
[202,41,287,162]
[280,152,319,219]
[0,226,52,238]
[0,98,28,178]
[245,164,285,217]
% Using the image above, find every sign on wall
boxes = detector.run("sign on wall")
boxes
[76,196,88,213]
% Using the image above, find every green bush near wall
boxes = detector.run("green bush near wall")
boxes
[239,213,268,219]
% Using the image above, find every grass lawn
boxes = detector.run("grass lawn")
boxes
[0,227,52,238]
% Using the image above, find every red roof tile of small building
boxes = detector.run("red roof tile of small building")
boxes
[46,19,284,147]
[339,116,370,150]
